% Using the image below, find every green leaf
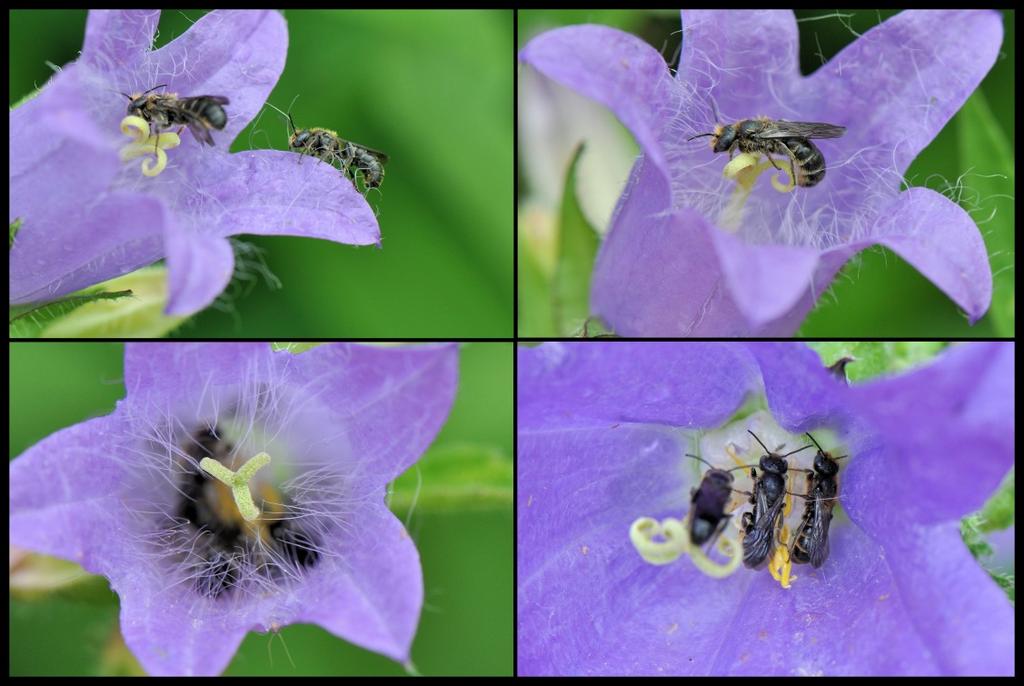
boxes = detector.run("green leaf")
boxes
[957,91,1015,336]
[10,290,135,338]
[20,266,186,338]
[271,342,324,354]
[960,468,1015,604]
[389,443,512,512]
[10,217,23,249]
[978,467,1014,532]
[806,342,947,382]
[552,144,600,336]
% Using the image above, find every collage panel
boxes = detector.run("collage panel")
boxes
[517,10,1013,338]
[10,9,512,339]
[9,341,513,675]
[516,341,1014,675]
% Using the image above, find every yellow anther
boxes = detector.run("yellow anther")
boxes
[718,152,795,232]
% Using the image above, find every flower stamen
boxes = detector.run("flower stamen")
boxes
[718,152,795,232]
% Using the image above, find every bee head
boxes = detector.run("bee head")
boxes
[813,451,841,477]
[121,84,166,116]
[711,124,735,153]
[758,453,786,475]
[291,130,311,149]
[125,94,148,116]
[687,124,730,152]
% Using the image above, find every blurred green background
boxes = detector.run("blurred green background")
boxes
[518,10,1015,338]
[8,342,513,676]
[9,10,513,338]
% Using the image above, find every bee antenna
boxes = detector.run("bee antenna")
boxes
[686,132,715,142]
[142,83,167,96]
[747,430,771,455]
[780,444,813,458]
[804,432,824,453]
[684,453,716,470]
[264,101,297,134]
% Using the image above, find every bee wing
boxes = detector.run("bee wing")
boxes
[344,141,388,165]
[807,499,836,568]
[186,119,216,146]
[181,95,230,106]
[758,120,846,139]
[742,489,785,569]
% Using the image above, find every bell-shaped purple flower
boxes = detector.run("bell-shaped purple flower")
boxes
[9,342,458,675]
[9,10,380,316]
[519,11,1001,335]
[517,342,1013,674]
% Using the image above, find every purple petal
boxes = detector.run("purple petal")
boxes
[885,522,1014,675]
[519,24,674,197]
[118,572,249,676]
[295,503,423,661]
[164,228,236,315]
[590,169,748,336]
[844,342,1014,528]
[869,187,992,323]
[805,10,1003,176]
[139,10,288,141]
[518,423,689,675]
[205,150,381,246]
[10,192,165,306]
[710,231,821,328]
[123,342,271,404]
[678,11,801,119]
[81,10,160,71]
[518,342,758,430]
[287,343,459,482]
[8,415,134,573]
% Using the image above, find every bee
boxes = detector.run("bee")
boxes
[121,84,230,146]
[267,102,389,190]
[688,117,846,187]
[685,454,737,551]
[739,430,813,569]
[790,432,847,568]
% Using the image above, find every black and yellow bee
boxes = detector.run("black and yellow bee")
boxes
[266,102,389,190]
[688,117,846,187]
[122,84,230,146]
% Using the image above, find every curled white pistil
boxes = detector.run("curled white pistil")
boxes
[629,517,689,565]
[199,451,271,522]
[119,115,180,177]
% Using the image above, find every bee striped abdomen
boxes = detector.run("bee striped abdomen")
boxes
[784,137,827,187]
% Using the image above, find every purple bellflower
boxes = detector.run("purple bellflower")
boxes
[519,11,1001,336]
[9,342,458,675]
[9,10,381,317]
[517,342,1014,675]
